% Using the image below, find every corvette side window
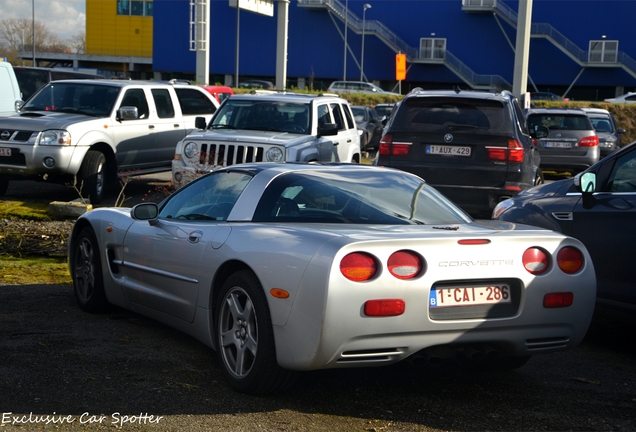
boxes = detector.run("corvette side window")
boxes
[159,172,252,221]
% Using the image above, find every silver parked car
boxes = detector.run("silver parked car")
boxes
[70,163,596,394]
[580,107,625,158]
[527,108,599,174]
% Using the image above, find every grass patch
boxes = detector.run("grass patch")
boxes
[0,256,71,285]
[0,200,52,221]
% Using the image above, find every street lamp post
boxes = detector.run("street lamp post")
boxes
[32,0,36,67]
[360,4,371,81]
[343,0,348,80]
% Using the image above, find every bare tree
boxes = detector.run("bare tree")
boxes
[0,18,69,60]
[70,31,86,54]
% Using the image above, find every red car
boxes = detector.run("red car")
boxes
[201,85,234,104]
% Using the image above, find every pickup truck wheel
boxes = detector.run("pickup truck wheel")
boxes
[79,151,106,204]
[0,175,8,196]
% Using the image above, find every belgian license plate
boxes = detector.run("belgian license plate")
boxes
[429,284,511,307]
[426,145,471,156]
[0,147,11,157]
[544,142,571,148]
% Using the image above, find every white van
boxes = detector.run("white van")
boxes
[0,62,23,116]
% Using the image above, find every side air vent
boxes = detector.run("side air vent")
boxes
[551,211,573,221]
[525,337,569,351]
[337,348,406,363]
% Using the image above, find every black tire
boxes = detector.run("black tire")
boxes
[215,270,297,394]
[78,150,107,204]
[0,175,9,196]
[71,226,109,313]
[534,168,545,186]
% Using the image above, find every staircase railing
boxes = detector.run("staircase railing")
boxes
[298,0,509,89]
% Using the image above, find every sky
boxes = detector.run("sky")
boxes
[0,0,86,41]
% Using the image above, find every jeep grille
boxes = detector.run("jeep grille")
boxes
[198,143,266,167]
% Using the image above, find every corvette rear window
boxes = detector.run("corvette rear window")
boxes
[253,171,470,225]
[392,97,512,134]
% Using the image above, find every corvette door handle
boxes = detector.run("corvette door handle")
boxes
[188,231,203,244]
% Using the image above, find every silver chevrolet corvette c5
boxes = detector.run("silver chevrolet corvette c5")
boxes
[69,163,596,395]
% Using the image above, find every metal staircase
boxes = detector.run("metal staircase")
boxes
[462,0,636,80]
[297,0,511,91]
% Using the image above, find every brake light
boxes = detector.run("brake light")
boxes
[544,292,574,308]
[364,299,405,316]
[486,147,506,161]
[556,247,584,274]
[507,139,525,163]
[458,239,491,245]
[522,247,550,275]
[486,139,524,163]
[388,250,423,279]
[579,136,599,147]
[340,252,378,281]
[378,134,411,156]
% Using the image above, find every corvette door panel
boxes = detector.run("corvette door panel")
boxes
[121,220,214,322]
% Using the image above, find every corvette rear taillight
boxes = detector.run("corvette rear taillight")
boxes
[378,134,411,156]
[364,299,405,316]
[522,247,550,275]
[486,139,524,163]
[579,136,599,147]
[544,292,574,308]
[340,252,378,281]
[388,250,424,279]
[556,246,584,274]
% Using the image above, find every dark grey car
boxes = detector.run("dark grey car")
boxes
[351,105,383,151]
[373,89,542,218]
[493,140,636,314]
[527,108,600,174]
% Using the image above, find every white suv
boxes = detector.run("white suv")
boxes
[0,80,219,202]
[172,91,361,188]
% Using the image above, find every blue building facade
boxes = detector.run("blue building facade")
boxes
[153,0,636,101]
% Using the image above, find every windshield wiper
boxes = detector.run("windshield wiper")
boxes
[244,126,280,132]
[444,123,480,130]
[211,124,236,129]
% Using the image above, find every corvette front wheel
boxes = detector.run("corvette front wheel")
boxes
[215,270,296,394]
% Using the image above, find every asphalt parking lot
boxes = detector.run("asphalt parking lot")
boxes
[1,283,635,431]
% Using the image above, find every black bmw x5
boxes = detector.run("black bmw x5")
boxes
[373,89,542,218]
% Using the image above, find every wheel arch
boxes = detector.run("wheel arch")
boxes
[89,142,117,181]
[209,260,258,348]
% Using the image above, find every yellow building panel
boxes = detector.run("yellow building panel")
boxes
[86,0,153,58]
